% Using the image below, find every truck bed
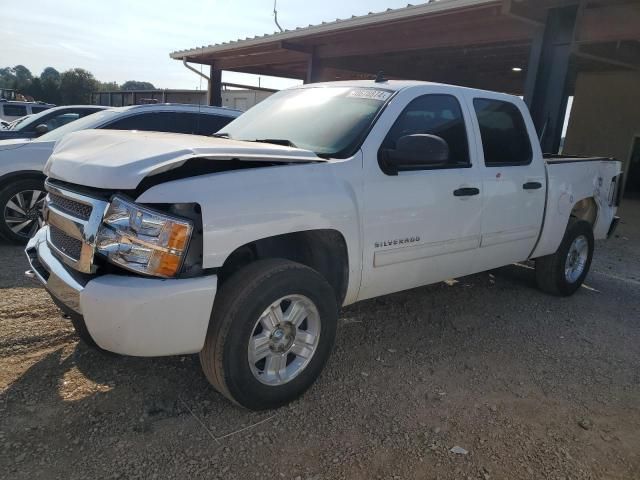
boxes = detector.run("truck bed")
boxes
[543,154,614,164]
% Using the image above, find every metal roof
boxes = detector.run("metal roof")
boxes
[169,0,496,60]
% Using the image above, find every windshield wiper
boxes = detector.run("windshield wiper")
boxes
[211,132,229,138]
[250,138,298,148]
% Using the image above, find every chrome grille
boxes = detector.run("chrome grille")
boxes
[48,193,93,220]
[44,181,109,274]
[49,224,83,260]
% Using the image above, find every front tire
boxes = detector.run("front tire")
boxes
[535,220,594,296]
[0,178,46,243]
[200,259,338,410]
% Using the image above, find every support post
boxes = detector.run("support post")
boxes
[305,48,321,84]
[524,5,578,154]
[208,66,222,106]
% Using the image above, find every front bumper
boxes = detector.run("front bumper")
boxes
[25,227,217,357]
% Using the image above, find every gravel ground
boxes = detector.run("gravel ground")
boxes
[1,201,639,480]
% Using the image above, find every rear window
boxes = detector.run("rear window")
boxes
[2,105,27,117]
[473,98,532,166]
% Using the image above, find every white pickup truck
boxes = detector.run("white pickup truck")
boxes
[26,80,622,410]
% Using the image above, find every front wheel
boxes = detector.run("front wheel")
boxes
[535,220,594,296]
[200,259,338,410]
[0,178,46,243]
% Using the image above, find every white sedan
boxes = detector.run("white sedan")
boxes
[0,103,240,242]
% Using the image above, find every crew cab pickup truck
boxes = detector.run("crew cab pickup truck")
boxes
[25,80,622,410]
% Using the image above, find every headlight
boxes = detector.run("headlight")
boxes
[96,196,193,278]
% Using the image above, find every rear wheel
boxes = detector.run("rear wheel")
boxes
[535,220,594,296]
[0,178,46,243]
[200,259,338,410]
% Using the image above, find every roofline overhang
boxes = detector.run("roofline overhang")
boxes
[170,0,498,60]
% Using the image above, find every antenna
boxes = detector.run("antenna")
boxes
[274,0,284,32]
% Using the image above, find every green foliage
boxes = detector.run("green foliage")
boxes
[120,80,155,91]
[97,81,120,92]
[0,65,156,105]
[59,68,98,104]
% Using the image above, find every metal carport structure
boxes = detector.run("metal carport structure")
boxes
[170,0,640,157]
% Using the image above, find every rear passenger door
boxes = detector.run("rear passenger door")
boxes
[465,94,546,268]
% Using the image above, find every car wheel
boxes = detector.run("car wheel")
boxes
[200,258,338,410]
[535,219,594,296]
[0,178,46,243]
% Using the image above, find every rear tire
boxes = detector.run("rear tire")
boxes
[535,220,594,296]
[200,258,338,410]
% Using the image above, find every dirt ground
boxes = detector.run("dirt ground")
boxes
[1,201,639,480]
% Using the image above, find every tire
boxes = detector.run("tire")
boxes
[200,258,338,410]
[0,177,46,243]
[535,219,594,296]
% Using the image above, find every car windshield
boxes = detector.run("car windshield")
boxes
[221,86,392,158]
[8,116,31,130]
[37,109,120,142]
[10,108,58,131]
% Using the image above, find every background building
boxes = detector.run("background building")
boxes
[91,87,273,111]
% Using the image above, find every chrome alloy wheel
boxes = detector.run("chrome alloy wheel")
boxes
[3,190,46,238]
[248,294,321,386]
[564,235,589,283]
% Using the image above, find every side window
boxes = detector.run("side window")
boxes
[380,94,470,171]
[194,114,234,136]
[3,105,28,117]
[45,113,80,130]
[473,98,532,166]
[30,106,50,114]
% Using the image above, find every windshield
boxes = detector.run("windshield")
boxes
[8,116,31,130]
[38,109,120,142]
[10,108,57,131]
[221,86,392,158]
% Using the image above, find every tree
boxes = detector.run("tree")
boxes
[59,68,98,104]
[25,78,43,102]
[13,65,33,91]
[40,67,61,104]
[0,67,15,89]
[97,81,120,92]
[120,80,155,91]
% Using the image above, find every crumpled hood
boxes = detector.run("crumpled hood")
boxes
[45,129,323,189]
[0,137,31,151]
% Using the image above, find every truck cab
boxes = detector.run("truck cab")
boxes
[26,80,622,410]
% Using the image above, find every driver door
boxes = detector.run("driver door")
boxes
[358,90,482,301]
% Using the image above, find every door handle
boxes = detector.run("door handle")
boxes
[523,182,543,190]
[453,187,480,197]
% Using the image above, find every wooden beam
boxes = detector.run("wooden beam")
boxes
[573,42,640,71]
[214,50,307,69]
[280,41,314,54]
[575,2,640,44]
[315,17,534,58]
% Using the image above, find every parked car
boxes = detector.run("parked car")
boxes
[0,104,241,242]
[0,105,107,140]
[26,81,622,410]
[0,100,55,122]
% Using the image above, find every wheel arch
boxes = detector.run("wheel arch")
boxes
[569,196,598,227]
[218,229,350,306]
[0,170,46,190]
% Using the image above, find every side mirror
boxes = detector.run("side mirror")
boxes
[34,124,49,136]
[382,134,450,174]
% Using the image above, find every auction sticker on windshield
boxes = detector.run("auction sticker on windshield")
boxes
[347,89,392,101]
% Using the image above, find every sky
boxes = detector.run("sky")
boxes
[1,0,428,91]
